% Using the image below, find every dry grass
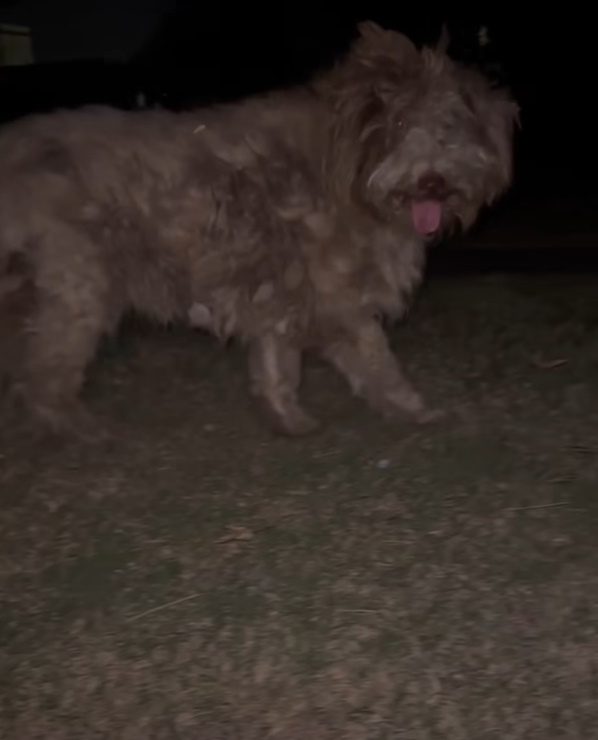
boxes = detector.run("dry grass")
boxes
[2,273,598,738]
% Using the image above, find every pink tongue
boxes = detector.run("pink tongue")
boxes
[410,200,443,235]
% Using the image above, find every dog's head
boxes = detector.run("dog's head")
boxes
[322,21,519,238]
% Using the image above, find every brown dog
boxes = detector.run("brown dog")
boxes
[0,22,518,438]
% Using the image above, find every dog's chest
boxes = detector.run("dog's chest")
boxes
[356,220,427,316]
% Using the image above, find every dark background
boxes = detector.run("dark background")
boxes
[0,1,596,268]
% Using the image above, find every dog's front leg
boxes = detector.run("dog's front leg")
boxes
[248,333,320,436]
[321,317,442,423]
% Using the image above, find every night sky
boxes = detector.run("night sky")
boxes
[1,1,596,183]
[0,2,510,67]
[0,3,596,267]
[0,0,175,62]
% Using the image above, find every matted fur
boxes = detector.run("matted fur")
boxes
[0,22,518,437]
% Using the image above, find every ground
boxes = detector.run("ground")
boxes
[2,273,598,739]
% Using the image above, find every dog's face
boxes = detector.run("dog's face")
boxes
[327,22,519,238]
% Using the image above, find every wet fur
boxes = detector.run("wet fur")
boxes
[0,22,518,437]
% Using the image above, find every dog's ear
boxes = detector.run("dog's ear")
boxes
[354,20,419,69]
[437,23,450,54]
[356,21,386,42]
[511,101,522,130]
[484,95,521,193]
[485,94,521,135]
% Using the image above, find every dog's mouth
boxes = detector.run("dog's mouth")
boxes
[408,199,443,236]
[398,171,451,236]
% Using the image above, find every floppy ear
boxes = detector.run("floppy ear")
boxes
[323,86,389,204]
[437,23,450,53]
[512,102,522,130]
[321,21,420,202]
[484,96,521,195]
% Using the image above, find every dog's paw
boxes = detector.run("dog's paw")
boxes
[256,400,321,437]
[279,411,321,436]
[272,408,321,437]
[372,391,446,426]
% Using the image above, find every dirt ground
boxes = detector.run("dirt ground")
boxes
[1,273,598,739]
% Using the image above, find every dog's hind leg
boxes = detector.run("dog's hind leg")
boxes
[321,316,442,424]
[248,332,320,436]
[14,225,111,440]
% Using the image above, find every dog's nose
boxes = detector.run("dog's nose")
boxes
[417,172,447,197]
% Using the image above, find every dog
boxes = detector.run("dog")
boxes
[0,21,518,438]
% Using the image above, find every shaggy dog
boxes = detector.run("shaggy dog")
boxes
[0,22,518,438]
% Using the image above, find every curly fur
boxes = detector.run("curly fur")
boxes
[0,22,518,437]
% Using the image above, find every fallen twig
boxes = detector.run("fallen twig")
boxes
[532,356,569,369]
[506,501,569,512]
[126,592,202,622]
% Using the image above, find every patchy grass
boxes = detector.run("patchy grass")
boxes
[2,273,598,739]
